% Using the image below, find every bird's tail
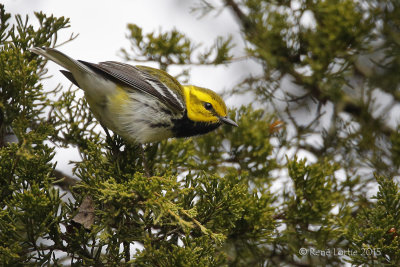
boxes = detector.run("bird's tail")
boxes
[29,47,92,74]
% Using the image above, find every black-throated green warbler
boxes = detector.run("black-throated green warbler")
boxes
[30,47,237,143]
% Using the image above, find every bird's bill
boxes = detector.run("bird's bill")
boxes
[219,116,238,127]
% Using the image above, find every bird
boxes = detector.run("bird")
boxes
[29,47,237,144]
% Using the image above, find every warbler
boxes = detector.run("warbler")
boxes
[29,47,237,143]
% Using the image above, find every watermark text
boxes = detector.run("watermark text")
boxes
[298,247,381,257]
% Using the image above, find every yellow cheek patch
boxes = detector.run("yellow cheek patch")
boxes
[183,85,227,123]
[192,90,227,117]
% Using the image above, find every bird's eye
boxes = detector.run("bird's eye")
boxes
[204,102,213,111]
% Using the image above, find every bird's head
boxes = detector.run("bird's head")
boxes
[183,85,238,127]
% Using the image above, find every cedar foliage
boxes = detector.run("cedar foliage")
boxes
[1,0,400,266]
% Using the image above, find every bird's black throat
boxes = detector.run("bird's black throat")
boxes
[171,112,221,138]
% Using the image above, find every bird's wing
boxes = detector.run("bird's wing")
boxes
[79,60,185,112]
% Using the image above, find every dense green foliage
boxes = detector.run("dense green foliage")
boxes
[1,0,400,266]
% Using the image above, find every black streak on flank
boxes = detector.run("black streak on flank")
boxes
[160,107,173,116]
[150,123,171,128]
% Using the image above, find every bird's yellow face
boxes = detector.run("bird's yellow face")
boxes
[183,85,228,123]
